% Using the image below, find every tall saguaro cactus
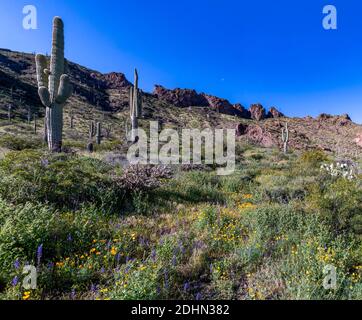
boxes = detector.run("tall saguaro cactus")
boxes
[35,17,72,152]
[281,122,289,154]
[129,69,142,142]
[96,122,102,145]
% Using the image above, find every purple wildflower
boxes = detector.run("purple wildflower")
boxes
[195,292,202,300]
[91,284,98,293]
[12,276,19,286]
[171,255,177,266]
[67,234,73,242]
[37,244,43,266]
[14,259,20,270]
[151,249,157,262]
[116,253,121,264]
[164,270,169,290]
[183,282,190,292]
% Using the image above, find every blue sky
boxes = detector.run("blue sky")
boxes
[1,0,362,123]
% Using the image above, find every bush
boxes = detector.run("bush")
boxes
[256,174,313,204]
[0,134,43,151]
[309,178,362,236]
[115,165,172,193]
[299,150,329,169]
[0,150,125,212]
[0,200,112,278]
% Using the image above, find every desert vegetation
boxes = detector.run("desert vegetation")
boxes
[0,139,360,300]
[0,17,361,302]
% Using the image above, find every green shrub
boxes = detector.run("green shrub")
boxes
[256,174,313,204]
[0,200,112,278]
[0,150,125,212]
[0,134,43,151]
[309,178,362,236]
[299,150,329,169]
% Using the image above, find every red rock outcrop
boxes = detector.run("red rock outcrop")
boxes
[268,107,284,118]
[202,94,234,114]
[245,125,275,147]
[317,113,352,126]
[102,72,132,89]
[153,85,252,118]
[153,85,209,107]
[249,104,266,121]
[233,103,251,119]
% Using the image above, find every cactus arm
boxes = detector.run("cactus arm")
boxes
[35,54,49,88]
[56,74,73,104]
[38,87,51,107]
[36,54,51,107]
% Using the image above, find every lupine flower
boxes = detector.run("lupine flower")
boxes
[183,282,190,292]
[70,289,76,300]
[37,244,43,266]
[91,284,98,293]
[195,292,202,300]
[67,234,73,242]
[139,237,145,246]
[116,253,121,264]
[14,259,20,270]
[151,249,157,262]
[171,255,177,266]
[12,276,19,286]
[164,270,169,290]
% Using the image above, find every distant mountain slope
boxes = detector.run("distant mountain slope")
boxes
[0,48,361,158]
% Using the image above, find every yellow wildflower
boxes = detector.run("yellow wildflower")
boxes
[110,247,117,256]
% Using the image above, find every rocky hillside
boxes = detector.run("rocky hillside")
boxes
[0,48,361,158]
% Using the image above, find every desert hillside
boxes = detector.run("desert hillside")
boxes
[0,47,361,301]
[0,48,361,159]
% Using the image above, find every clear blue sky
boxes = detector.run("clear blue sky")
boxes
[1,0,362,123]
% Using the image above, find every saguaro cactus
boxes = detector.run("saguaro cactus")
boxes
[129,69,142,142]
[33,113,37,134]
[96,122,102,145]
[27,105,32,124]
[35,17,72,152]
[7,105,12,122]
[69,111,74,129]
[281,122,289,154]
[89,120,96,139]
